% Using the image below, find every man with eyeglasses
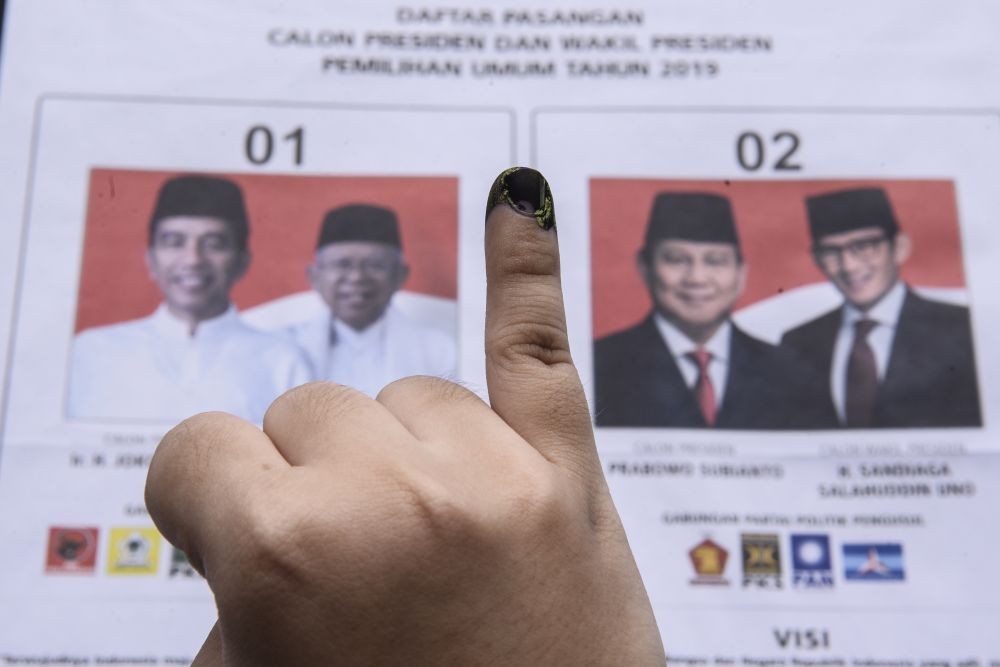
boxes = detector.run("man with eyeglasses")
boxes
[781,187,981,428]
[594,192,831,429]
[290,204,456,396]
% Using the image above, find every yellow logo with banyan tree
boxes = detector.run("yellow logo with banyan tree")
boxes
[106,527,161,575]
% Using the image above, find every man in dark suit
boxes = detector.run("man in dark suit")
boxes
[781,187,981,428]
[593,192,831,429]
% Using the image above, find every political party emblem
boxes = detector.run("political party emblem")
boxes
[169,547,200,578]
[107,527,161,575]
[843,543,904,581]
[46,526,98,574]
[741,533,782,588]
[791,534,834,589]
[689,538,729,585]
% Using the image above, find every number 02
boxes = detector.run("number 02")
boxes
[736,131,802,172]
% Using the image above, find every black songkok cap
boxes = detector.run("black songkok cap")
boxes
[317,204,402,250]
[644,192,740,249]
[806,188,899,242]
[149,175,249,249]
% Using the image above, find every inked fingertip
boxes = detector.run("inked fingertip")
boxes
[486,166,556,231]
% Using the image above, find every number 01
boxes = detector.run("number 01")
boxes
[244,125,304,166]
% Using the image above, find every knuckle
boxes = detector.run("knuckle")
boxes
[146,412,257,571]
[389,468,510,553]
[156,412,224,453]
[487,316,572,370]
[148,412,233,496]
[215,488,327,602]
[398,471,477,541]
[396,468,575,559]
[268,380,346,410]
[378,375,480,408]
[505,466,578,537]
[377,374,424,399]
[265,381,365,429]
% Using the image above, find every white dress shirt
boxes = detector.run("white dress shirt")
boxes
[830,281,906,422]
[288,305,457,397]
[68,304,313,423]
[653,314,732,405]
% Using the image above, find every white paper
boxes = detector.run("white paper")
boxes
[1,1,998,661]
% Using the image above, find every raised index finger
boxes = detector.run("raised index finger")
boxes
[484,167,598,475]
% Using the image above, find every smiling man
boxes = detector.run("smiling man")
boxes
[289,204,456,397]
[68,175,312,423]
[781,187,981,428]
[593,192,829,429]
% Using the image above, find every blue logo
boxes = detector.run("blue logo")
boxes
[842,543,904,581]
[790,534,833,588]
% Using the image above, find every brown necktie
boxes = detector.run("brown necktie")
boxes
[687,348,717,426]
[845,319,878,427]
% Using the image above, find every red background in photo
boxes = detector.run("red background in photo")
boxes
[591,179,966,339]
[76,169,458,332]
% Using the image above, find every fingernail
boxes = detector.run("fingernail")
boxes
[486,166,556,231]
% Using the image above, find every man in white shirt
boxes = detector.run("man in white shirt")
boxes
[781,187,981,427]
[593,192,829,429]
[68,175,312,423]
[289,204,456,397]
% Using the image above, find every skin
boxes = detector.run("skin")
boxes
[308,241,410,331]
[812,228,911,310]
[145,216,249,333]
[638,238,746,344]
[146,198,666,666]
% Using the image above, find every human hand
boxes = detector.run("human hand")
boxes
[145,167,665,666]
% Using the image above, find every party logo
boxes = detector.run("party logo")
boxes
[46,526,98,574]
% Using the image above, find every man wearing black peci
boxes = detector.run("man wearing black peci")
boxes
[68,174,311,423]
[593,192,831,429]
[289,204,456,397]
[781,187,981,428]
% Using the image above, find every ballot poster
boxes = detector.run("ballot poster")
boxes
[1,0,999,661]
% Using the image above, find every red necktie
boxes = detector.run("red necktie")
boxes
[845,319,878,427]
[687,348,717,426]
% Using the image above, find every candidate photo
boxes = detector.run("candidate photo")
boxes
[285,203,456,398]
[592,191,832,429]
[68,174,312,423]
[69,169,459,422]
[780,187,980,428]
[590,178,980,431]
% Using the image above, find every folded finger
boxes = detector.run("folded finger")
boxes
[262,381,417,466]
[376,375,523,447]
[145,412,287,576]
